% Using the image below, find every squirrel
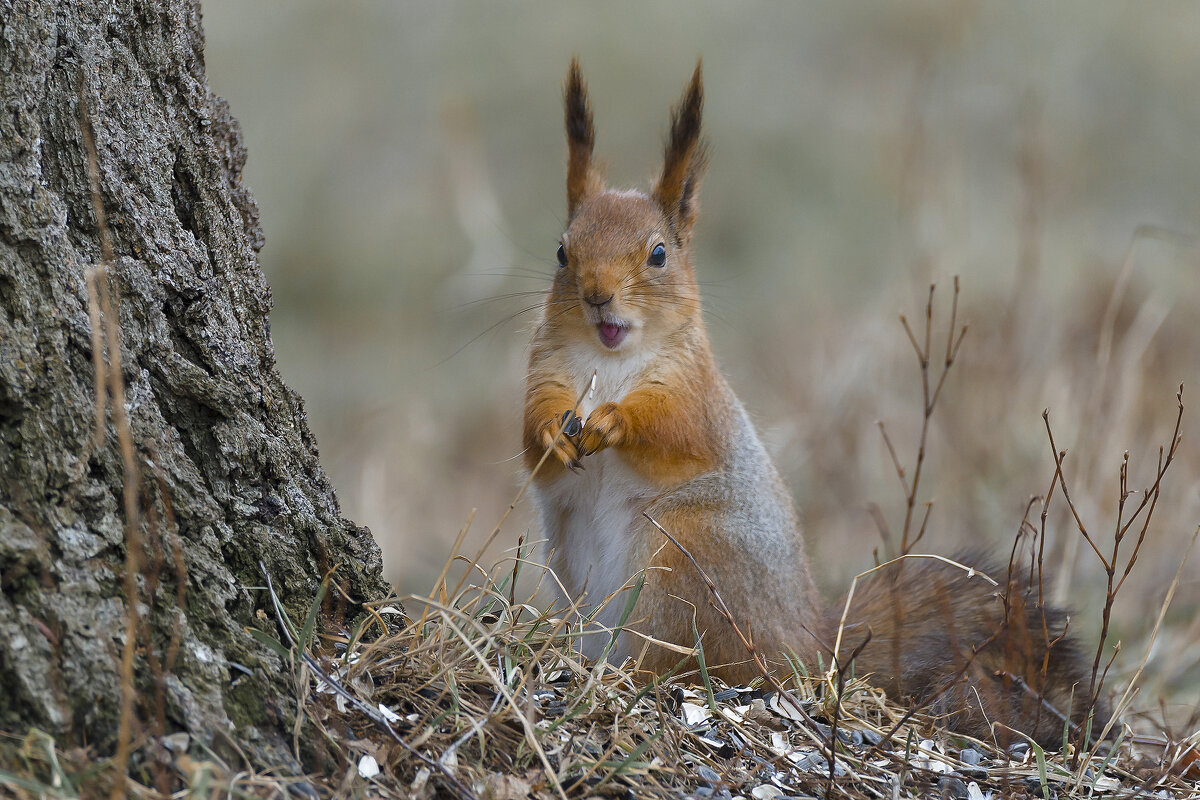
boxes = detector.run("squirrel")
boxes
[523,59,1100,747]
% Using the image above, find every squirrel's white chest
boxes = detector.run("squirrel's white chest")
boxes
[533,452,652,656]
[531,344,659,657]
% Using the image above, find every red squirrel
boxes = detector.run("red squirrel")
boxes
[523,60,1098,746]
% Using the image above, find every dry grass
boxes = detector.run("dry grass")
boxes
[194,1,1200,741]
[295,530,1200,800]
[4,353,1198,798]
[10,11,1198,796]
[5,267,1199,798]
[7,534,1197,799]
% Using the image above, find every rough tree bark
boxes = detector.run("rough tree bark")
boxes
[0,0,388,768]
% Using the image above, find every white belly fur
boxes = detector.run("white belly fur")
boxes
[531,342,659,661]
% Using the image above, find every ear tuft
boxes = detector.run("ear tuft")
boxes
[564,58,600,219]
[655,60,708,242]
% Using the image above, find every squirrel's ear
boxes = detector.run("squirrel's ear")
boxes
[564,58,601,220]
[654,61,708,243]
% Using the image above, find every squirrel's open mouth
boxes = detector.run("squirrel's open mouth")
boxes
[597,321,629,349]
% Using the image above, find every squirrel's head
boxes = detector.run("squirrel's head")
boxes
[547,59,708,354]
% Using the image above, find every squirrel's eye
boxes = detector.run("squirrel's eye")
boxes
[556,244,568,268]
[648,243,667,268]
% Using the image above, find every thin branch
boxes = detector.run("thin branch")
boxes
[876,421,909,496]
[1042,412,1109,570]
[877,282,968,557]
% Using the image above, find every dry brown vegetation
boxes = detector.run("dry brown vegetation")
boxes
[6,518,1197,799]
[197,8,1200,726]
[8,7,1198,798]
[4,278,1199,799]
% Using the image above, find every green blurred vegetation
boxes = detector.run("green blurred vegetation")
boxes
[204,2,1200,716]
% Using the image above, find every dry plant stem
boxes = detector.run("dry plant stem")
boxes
[446,370,597,603]
[509,533,525,607]
[1026,466,1064,738]
[101,179,143,800]
[883,279,968,557]
[398,506,476,646]
[434,508,476,605]
[825,634,873,800]
[146,448,188,674]
[80,81,145,800]
[1085,526,1198,762]
[1043,386,1185,726]
[138,495,170,795]
[866,503,893,561]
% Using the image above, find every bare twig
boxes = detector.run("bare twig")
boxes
[825,632,872,800]
[1088,526,1197,754]
[877,281,968,557]
[1042,386,1186,758]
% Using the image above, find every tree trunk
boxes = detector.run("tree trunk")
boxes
[0,0,388,769]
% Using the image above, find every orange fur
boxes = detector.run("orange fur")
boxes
[523,376,581,477]
[524,60,1099,748]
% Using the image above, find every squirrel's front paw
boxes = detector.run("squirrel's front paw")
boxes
[579,402,629,455]
[539,412,584,472]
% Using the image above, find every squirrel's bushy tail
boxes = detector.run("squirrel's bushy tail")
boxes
[825,552,1105,747]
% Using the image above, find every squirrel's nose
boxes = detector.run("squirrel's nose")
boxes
[584,292,613,308]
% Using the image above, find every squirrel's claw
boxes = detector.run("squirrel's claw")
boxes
[540,415,586,472]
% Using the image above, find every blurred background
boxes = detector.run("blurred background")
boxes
[203,3,1200,720]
